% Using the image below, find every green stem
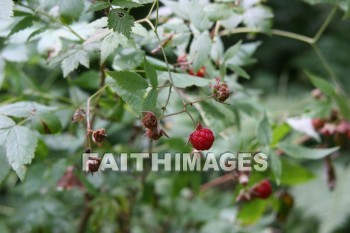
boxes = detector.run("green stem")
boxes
[313,4,337,43]
[17,3,84,42]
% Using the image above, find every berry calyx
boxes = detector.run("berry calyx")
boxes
[145,128,169,141]
[213,79,230,103]
[189,122,215,150]
[142,111,158,129]
[251,179,272,199]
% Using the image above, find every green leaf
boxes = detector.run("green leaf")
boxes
[86,0,111,13]
[227,64,250,79]
[189,31,212,71]
[242,5,273,31]
[6,126,38,180]
[224,40,242,61]
[0,115,15,146]
[45,0,84,20]
[0,0,14,19]
[278,142,339,160]
[270,123,291,147]
[238,199,268,225]
[0,101,57,118]
[111,0,142,8]
[106,77,144,115]
[27,27,46,42]
[158,71,212,88]
[101,32,128,63]
[269,150,282,185]
[306,71,335,96]
[32,112,62,134]
[204,3,233,21]
[306,71,350,119]
[106,71,148,91]
[256,112,272,146]
[107,9,134,38]
[142,88,158,112]
[189,1,210,31]
[0,148,11,184]
[280,158,314,185]
[61,49,90,77]
[144,57,158,87]
[8,16,37,37]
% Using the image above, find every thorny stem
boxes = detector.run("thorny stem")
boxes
[17,3,84,42]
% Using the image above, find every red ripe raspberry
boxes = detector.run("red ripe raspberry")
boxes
[189,122,215,150]
[142,111,158,129]
[251,179,272,199]
[92,128,107,146]
[312,118,326,131]
[213,79,230,103]
[145,128,169,141]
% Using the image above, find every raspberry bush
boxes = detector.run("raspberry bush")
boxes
[0,0,350,232]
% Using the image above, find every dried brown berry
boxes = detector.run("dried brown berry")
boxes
[86,157,101,173]
[142,111,158,129]
[213,79,230,103]
[312,118,326,131]
[72,108,86,122]
[92,128,107,146]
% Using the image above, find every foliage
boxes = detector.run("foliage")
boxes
[0,0,350,232]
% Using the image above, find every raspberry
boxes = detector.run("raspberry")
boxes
[189,122,215,150]
[92,128,107,146]
[213,78,230,103]
[251,179,272,199]
[142,111,158,129]
[145,128,169,141]
[311,118,325,131]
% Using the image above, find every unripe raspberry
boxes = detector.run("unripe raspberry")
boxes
[213,79,230,103]
[312,118,326,131]
[142,111,158,129]
[189,122,215,150]
[251,179,272,199]
[92,128,107,146]
[145,128,169,141]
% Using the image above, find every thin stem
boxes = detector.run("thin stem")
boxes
[186,94,216,106]
[220,27,314,44]
[158,109,186,120]
[313,4,337,43]
[161,85,173,114]
[17,3,84,42]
